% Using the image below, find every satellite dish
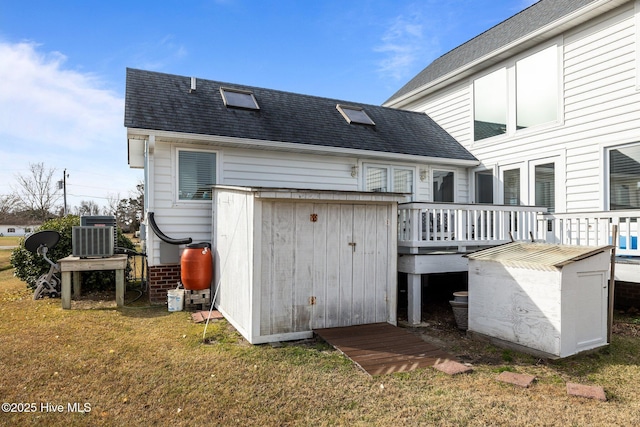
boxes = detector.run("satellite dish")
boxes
[24,230,61,254]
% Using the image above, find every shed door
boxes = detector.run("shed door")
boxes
[574,271,608,351]
[259,202,392,336]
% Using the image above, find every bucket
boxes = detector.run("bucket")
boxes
[450,291,468,330]
[167,289,185,312]
[449,301,468,330]
[452,291,468,303]
[181,243,213,291]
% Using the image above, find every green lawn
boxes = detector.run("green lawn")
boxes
[1,267,639,426]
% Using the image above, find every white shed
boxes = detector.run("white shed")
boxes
[467,242,612,358]
[211,186,404,344]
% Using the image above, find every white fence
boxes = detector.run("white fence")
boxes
[538,210,640,257]
[398,203,544,251]
[398,204,640,257]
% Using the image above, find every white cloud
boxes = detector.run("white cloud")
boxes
[374,8,440,81]
[129,35,188,72]
[0,41,122,150]
[0,40,141,209]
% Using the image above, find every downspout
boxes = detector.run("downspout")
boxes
[144,135,155,259]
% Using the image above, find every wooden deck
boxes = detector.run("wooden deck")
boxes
[314,323,456,376]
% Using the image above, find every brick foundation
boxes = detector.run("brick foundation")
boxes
[148,264,182,305]
[615,281,640,310]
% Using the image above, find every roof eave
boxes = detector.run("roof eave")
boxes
[126,127,479,167]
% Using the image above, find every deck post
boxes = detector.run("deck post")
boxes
[407,273,422,325]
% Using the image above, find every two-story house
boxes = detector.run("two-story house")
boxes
[385,0,640,300]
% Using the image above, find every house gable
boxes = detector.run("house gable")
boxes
[384,0,630,107]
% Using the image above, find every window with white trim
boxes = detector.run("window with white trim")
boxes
[473,44,559,141]
[609,143,640,210]
[503,168,521,206]
[177,149,217,200]
[475,170,494,203]
[534,163,555,213]
[433,170,454,202]
[364,164,414,194]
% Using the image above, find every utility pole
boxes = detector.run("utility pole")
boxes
[63,169,68,216]
[58,169,68,216]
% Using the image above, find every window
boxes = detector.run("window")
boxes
[366,167,388,192]
[535,163,555,213]
[503,169,521,205]
[337,104,375,125]
[7,228,15,233]
[433,170,454,202]
[475,170,494,203]
[178,150,216,200]
[364,165,413,194]
[516,45,558,129]
[393,169,413,193]
[609,143,640,210]
[220,87,259,110]
[473,44,559,141]
[474,68,507,141]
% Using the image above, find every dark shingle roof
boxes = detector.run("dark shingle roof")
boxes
[125,68,477,162]
[385,0,598,104]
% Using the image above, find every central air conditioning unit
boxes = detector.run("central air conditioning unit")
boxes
[72,226,115,258]
[72,215,117,258]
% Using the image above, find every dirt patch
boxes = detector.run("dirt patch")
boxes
[612,321,640,337]
[404,301,640,365]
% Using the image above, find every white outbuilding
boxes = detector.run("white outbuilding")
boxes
[466,242,613,358]
[211,186,404,344]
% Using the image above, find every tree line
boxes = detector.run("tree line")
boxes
[1,163,143,232]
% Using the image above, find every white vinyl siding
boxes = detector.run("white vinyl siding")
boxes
[404,83,472,146]
[407,2,638,213]
[145,140,461,265]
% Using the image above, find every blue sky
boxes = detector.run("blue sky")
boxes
[0,0,535,210]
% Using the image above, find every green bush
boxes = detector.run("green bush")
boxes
[11,216,135,292]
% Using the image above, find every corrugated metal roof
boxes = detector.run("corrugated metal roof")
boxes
[466,242,612,269]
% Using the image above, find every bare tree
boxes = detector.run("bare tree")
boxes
[0,193,20,222]
[13,163,61,222]
[72,200,101,216]
[104,192,121,216]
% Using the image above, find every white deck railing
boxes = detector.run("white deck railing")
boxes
[398,202,545,251]
[538,210,640,257]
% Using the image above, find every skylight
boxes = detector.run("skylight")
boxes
[220,87,260,110]
[337,104,375,126]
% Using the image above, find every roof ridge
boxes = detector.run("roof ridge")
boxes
[127,67,428,116]
[426,0,542,69]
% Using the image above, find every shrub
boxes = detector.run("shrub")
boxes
[11,216,135,292]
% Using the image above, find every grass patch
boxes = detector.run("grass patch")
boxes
[0,236,21,246]
[0,249,14,271]
[2,269,640,425]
